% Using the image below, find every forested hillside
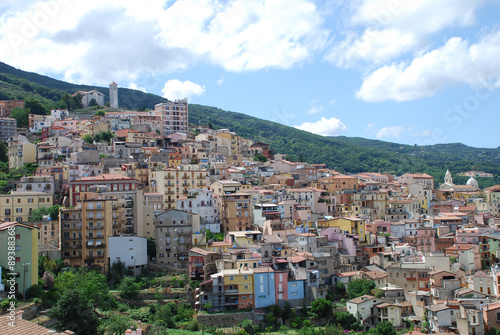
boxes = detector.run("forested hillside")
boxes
[1,61,499,187]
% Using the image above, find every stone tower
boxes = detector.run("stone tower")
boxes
[444,169,453,186]
[109,81,118,109]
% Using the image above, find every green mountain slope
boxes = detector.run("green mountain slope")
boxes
[0,62,168,109]
[1,62,499,187]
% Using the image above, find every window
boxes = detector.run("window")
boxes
[4,209,10,215]
[229,276,234,281]
[243,275,248,280]
[16,208,22,213]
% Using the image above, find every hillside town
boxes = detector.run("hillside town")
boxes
[2,87,500,335]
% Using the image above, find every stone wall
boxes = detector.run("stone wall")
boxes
[197,311,254,328]
[20,303,39,320]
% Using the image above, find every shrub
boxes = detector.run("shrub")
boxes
[186,319,201,331]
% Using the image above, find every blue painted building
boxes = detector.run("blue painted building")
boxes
[288,279,305,300]
[253,267,275,309]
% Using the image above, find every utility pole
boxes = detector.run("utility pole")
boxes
[22,262,30,300]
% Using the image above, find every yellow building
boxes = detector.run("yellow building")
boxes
[0,191,53,223]
[317,216,367,243]
[216,130,239,156]
[7,136,36,170]
[223,268,254,309]
[317,174,359,193]
[149,166,209,210]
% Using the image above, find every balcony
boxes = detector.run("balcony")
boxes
[225,288,238,294]
[87,244,106,248]
[62,236,82,241]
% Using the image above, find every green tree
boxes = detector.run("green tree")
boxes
[254,154,267,162]
[29,205,61,221]
[311,298,333,318]
[98,314,136,335]
[88,98,98,107]
[96,110,105,116]
[29,207,49,221]
[0,141,7,163]
[282,301,292,321]
[367,321,397,335]
[25,98,48,115]
[72,93,84,110]
[239,318,256,335]
[48,205,61,221]
[61,93,75,111]
[53,269,116,311]
[147,237,156,260]
[48,288,99,335]
[487,328,500,335]
[332,311,361,331]
[346,278,376,299]
[109,260,127,284]
[94,131,114,144]
[10,107,29,128]
[83,134,93,144]
[119,276,141,300]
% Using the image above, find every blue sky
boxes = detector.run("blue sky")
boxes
[1,0,499,148]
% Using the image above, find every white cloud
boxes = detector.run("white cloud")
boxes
[161,79,205,100]
[366,122,376,130]
[356,32,500,102]
[294,117,347,136]
[217,75,225,85]
[414,129,432,137]
[376,126,404,139]
[307,106,323,114]
[327,0,485,67]
[0,0,328,86]
[156,0,329,72]
[128,82,146,93]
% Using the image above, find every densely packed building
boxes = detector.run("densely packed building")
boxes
[2,99,500,334]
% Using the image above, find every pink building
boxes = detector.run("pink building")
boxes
[455,228,479,244]
[275,270,288,302]
[53,118,78,132]
[415,227,436,253]
[319,226,358,256]
[366,220,391,235]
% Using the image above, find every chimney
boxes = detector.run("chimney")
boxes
[444,296,449,305]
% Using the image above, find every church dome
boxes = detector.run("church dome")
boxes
[466,176,479,188]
